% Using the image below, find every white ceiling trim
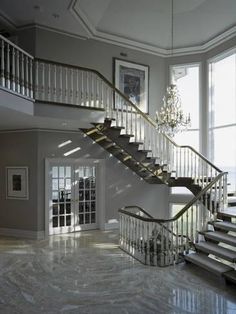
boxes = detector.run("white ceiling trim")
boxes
[69,0,236,57]
[18,23,88,42]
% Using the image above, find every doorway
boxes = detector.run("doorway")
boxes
[46,159,102,235]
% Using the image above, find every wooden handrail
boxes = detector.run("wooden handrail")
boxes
[119,172,227,223]
[35,57,222,173]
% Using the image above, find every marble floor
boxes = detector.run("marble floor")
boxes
[0,230,235,314]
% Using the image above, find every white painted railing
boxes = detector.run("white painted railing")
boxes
[0,34,34,98]
[119,172,228,266]
[34,60,227,195]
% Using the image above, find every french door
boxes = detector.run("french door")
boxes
[48,161,97,235]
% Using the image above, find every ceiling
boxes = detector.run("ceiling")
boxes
[0,0,236,56]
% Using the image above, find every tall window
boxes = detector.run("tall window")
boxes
[170,64,200,150]
[170,64,200,195]
[209,50,236,192]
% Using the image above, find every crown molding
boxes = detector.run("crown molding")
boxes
[18,23,88,41]
[69,0,236,57]
[0,3,236,57]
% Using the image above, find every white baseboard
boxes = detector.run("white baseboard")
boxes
[104,222,119,230]
[0,228,45,239]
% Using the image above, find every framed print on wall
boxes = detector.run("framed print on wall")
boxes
[114,58,149,113]
[6,167,29,200]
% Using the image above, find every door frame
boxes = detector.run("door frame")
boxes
[45,158,105,237]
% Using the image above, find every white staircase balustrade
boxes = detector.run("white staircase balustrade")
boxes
[0,34,34,99]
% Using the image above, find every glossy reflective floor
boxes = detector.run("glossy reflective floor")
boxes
[0,230,235,314]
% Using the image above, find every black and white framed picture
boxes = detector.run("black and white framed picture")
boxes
[114,58,149,113]
[6,167,29,200]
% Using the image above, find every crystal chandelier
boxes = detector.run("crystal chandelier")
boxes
[156,0,191,137]
[156,84,190,137]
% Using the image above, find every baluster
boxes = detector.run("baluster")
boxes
[29,58,33,98]
[109,87,114,120]
[15,50,20,93]
[191,206,194,243]
[160,225,164,266]
[47,63,51,101]
[180,215,183,249]
[76,69,79,105]
[198,157,201,189]
[179,148,182,177]
[218,176,223,211]
[119,214,122,246]
[20,53,25,95]
[127,216,130,251]
[34,60,39,99]
[175,146,179,178]
[136,219,140,254]
[70,68,74,104]
[87,71,90,107]
[25,56,29,97]
[125,101,128,133]
[139,114,142,143]
[194,153,197,183]
[130,106,133,136]
[0,39,5,87]
[6,43,10,89]
[203,191,208,230]
[183,148,186,177]
[175,220,179,262]
[170,221,174,265]
[98,77,103,110]
[65,67,68,103]
[195,202,199,242]
[146,222,150,265]
[91,72,94,107]
[81,70,84,106]
[214,181,218,218]
[41,62,45,100]
[94,74,97,107]
[134,111,138,143]
[223,173,228,208]
[53,64,57,102]
[103,83,108,116]
[186,211,189,253]
[165,222,169,265]
[59,66,63,103]
[11,47,15,91]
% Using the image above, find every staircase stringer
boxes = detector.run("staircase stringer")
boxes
[82,122,167,184]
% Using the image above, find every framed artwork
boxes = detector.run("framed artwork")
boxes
[6,167,29,200]
[114,58,149,113]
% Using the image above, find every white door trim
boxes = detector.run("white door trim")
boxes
[45,158,105,237]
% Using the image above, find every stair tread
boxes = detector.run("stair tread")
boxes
[218,207,236,218]
[213,221,236,232]
[195,242,236,262]
[185,253,233,275]
[204,231,236,246]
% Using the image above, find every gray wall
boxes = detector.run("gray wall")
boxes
[0,132,38,230]
[0,130,169,232]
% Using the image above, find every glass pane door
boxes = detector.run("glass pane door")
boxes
[74,165,97,231]
[50,165,73,235]
[48,162,97,235]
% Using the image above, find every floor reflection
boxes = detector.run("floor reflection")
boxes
[0,230,235,314]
